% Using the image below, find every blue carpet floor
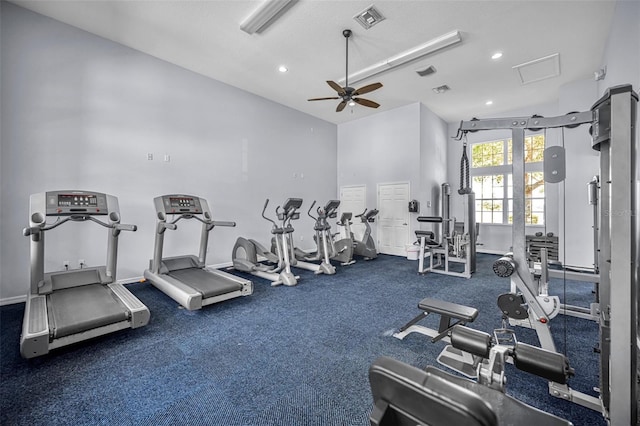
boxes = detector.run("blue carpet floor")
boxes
[1,254,605,425]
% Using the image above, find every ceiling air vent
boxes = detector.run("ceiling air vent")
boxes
[416,66,437,77]
[432,85,450,94]
[353,5,385,30]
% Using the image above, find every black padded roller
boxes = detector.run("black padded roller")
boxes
[450,325,492,359]
[417,216,443,223]
[493,256,516,277]
[513,342,574,384]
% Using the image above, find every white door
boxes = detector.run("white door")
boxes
[377,182,410,256]
[339,185,366,240]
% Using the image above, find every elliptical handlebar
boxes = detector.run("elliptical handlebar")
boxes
[355,208,367,218]
[261,199,277,227]
[307,200,318,220]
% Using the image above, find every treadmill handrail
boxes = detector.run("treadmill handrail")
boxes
[24,215,136,236]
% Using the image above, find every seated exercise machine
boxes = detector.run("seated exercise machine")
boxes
[352,208,378,260]
[232,199,299,286]
[393,297,481,378]
[21,190,149,358]
[455,85,638,424]
[370,325,574,426]
[415,183,476,278]
[314,200,355,266]
[524,176,601,323]
[145,194,252,310]
[277,198,335,275]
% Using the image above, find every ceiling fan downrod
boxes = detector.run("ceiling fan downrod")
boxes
[343,29,352,90]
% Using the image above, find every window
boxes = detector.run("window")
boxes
[471,135,545,225]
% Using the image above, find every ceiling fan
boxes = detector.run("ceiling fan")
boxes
[308,29,383,112]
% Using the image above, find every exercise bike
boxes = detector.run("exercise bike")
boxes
[352,208,378,260]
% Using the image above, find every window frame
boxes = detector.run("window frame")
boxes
[470,134,545,226]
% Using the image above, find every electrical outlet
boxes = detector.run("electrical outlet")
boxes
[147,153,153,161]
[300,235,304,241]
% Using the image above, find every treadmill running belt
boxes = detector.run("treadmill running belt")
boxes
[48,284,129,339]
[168,268,242,298]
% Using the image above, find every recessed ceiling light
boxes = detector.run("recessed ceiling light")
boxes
[278,65,288,73]
[491,52,503,60]
[485,100,493,106]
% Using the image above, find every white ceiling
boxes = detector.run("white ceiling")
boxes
[10,0,617,124]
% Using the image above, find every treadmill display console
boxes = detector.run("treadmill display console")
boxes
[163,195,202,214]
[58,194,98,208]
[46,191,108,215]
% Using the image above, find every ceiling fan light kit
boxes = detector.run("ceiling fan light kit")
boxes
[307,29,383,112]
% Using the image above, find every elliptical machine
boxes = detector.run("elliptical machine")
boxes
[232,199,298,286]
[310,200,355,266]
[278,199,335,275]
[352,208,378,260]
[293,200,337,273]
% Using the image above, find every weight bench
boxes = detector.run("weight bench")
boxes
[369,355,573,426]
[393,298,481,377]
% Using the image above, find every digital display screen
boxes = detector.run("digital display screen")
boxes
[169,197,195,208]
[58,194,98,207]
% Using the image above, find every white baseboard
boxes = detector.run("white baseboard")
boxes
[477,248,507,255]
[0,294,27,306]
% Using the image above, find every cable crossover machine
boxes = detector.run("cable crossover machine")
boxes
[453,84,638,426]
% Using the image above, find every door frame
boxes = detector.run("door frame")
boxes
[376,181,411,256]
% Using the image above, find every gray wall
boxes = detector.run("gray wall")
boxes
[337,102,448,244]
[0,3,337,303]
[597,0,640,94]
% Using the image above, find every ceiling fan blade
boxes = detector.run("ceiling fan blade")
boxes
[308,97,341,101]
[353,97,380,109]
[327,81,346,95]
[336,101,348,112]
[353,82,383,96]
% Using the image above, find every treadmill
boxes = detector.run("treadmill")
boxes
[21,190,150,359]
[144,194,252,310]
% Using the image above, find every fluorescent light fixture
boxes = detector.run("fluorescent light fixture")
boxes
[240,0,297,35]
[491,52,503,60]
[340,30,462,86]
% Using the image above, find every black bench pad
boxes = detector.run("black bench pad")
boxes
[418,298,478,322]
